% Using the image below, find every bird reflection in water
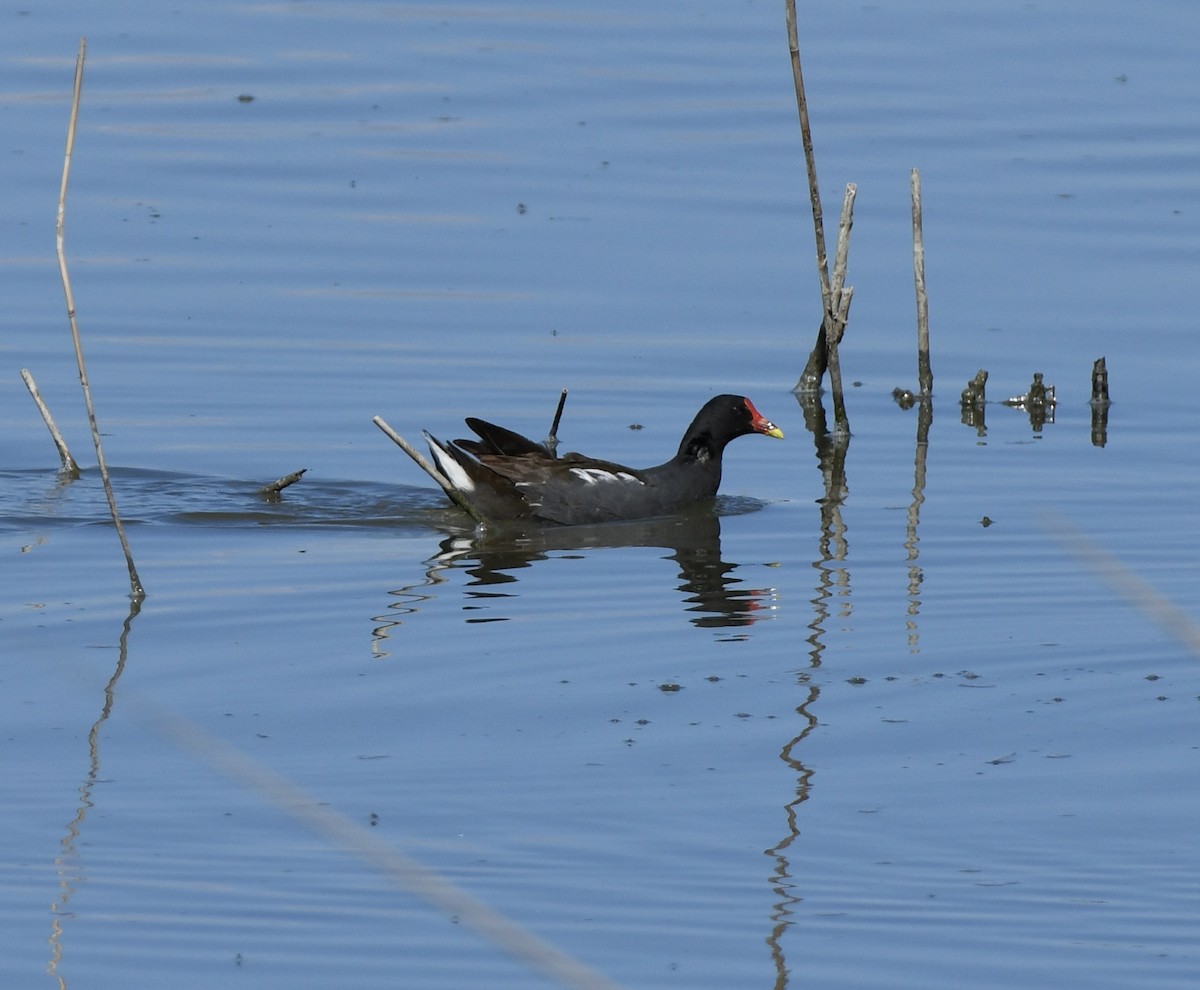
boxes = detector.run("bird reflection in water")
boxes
[373,503,776,654]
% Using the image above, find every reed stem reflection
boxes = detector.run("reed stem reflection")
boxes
[764,392,849,986]
[47,600,140,988]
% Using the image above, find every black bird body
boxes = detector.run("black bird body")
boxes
[423,394,783,526]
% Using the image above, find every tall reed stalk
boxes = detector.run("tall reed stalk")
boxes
[57,38,144,600]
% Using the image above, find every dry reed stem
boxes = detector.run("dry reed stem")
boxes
[57,37,144,600]
[911,169,933,396]
[786,0,848,396]
[784,0,832,318]
[372,415,486,524]
[20,368,81,477]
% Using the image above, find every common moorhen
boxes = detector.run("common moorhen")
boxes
[423,394,783,525]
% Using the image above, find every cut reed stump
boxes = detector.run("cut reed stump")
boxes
[1090,357,1111,447]
[960,369,987,433]
[1090,356,1110,405]
[1003,372,1055,432]
[1026,372,1053,409]
[960,369,988,408]
[1003,372,1056,411]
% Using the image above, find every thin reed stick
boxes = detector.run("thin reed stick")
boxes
[57,38,144,600]
[372,415,486,524]
[20,368,81,478]
[545,388,568,455]
[784,0,832,321]
[911,169,933,396]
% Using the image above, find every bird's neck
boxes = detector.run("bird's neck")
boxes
[678,431,721,463]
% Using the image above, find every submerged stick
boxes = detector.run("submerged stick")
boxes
[911,169,933,397]
[259,468,307,496]
[57,38,144,600]
[20,368,81,478]
[372,415,485,524]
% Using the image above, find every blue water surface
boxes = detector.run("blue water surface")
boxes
[3,1,1199,988]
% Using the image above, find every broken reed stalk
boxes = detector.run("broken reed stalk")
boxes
[785,0,837,394]
[20,368,81,478]
[830,182,855,286]
[372,415,485,524]
[910,168,933,397]
[824,184,857,434]
[58,38,144,600]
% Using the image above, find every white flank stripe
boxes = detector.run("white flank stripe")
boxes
[569,467,642,485]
